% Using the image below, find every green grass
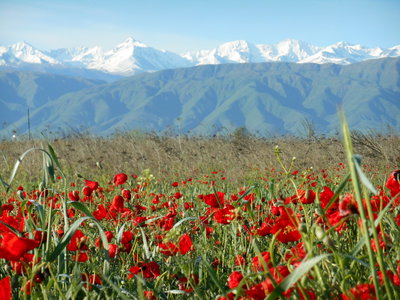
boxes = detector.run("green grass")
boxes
[0,122,399,299]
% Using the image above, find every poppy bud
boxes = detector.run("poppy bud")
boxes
[298,223,307,234]
[315,226,324,240]
[323,236,335,248]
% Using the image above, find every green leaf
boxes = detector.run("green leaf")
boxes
[46,216,91,262]
[172,217,197,229]
[69,201,95,219]
[0,220,21,235]
[324,174,350,213]
[202,255,225,292]
[139,227,151,260]
[47,143,62,171]
[374,192,398,227]
[266,254,332,300]
[353,157,377,195]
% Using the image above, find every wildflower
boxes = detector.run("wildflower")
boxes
[270,209,301,243]
[158,242,179,256]
[144,291,156,300]
[227,271,244,289]
[339,193,358,217]
[235,254,246,266]
[111,195,125,212]
[67,230,88,251]
[245,283,266,300]
[128,261,160,279]
[114,173,128,186]
[93,204,107,220]
[179,233,194,255]
[73,251,89,262]
[341,283,376,300]
[386,170,400,197]
[252,251,272,272]
[108,244,118,258]
[0,232,40,261]
[203,192,225,208]
[68,190,80,201]
[261,265,291,293]
[0,276,11,300]
[84,179,99,190]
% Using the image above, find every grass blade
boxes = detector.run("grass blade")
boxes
[266,254,332,300]
[46,216,91,262]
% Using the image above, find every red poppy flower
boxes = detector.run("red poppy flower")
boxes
[179,233,193,255]
[227,271,244,289]
[0,211,24,233]
[261,265,291,293]
[0,276,11,300]
[0,232,40,261]
[67,230,88,251]
[252,251,272,272]
[257,220,273,236]
[108,244,118,258]
[341,283,376,300]
[114,173,128,185]
[121,231,133,244]
[216,292,235,300]
[11,253,36,274]
[386,170,400,197]
[122,189,131,200]
[73,251,89,262]
[82,186,93,197]
[213,206,235,224]
[270,214,301,243]
[111,195,124,212]
[339,194,358,217]
[128,261,160,279]
[21,280,32,295]
[84,180,99,190]
[319,186,336,212]
[144,291,156,300]
[203,192,225,208]
[93,204,107,220]
[235,254,246,266]
[245,283,266,300]
[68,191,80,201]
[158,242,179,256]
[285,242,306,266]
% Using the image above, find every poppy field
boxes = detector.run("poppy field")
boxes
[1,119,400,299]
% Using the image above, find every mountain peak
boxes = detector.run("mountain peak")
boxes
[12,41,36,50]
[117,37,147,48]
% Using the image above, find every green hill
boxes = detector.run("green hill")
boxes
[2,58,399,137]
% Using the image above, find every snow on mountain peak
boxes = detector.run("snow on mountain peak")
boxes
[1,38,399,75]
[1,41,60,65]
[116,37,147,49]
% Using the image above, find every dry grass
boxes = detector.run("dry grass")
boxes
[0,132,398,185]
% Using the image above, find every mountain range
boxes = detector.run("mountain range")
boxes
[1,38,400,79]
[1,57,399,137]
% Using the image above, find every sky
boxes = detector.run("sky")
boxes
[0,0,399,53]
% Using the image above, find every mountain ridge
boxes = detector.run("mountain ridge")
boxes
[1,57,399,137]
[1,38,399,78]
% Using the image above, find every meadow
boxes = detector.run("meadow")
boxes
[0,121,399,299]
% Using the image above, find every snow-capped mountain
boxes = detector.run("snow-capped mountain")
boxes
[87,37,190,75]
[182,39,323,65]
[0,41,60,65]
[47,46,104,68]
[1,37,399,77]
[299,41,399,64]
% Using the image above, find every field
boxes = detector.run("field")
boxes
[0,123,399,299]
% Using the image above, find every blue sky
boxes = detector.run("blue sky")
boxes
[1,0,399,53]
